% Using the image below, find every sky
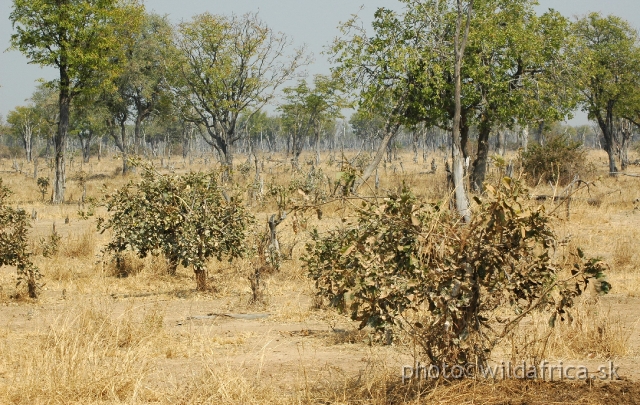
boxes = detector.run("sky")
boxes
[1,0,639,125]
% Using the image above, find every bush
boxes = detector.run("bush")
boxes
[519,135,589,185]
[98,164,252,291]
[0,179,40,298]
[304,177,609,368]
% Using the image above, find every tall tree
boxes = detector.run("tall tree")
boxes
[102,11,173,174]
[119,13,174,151]
[10,0,143,203]
[466,4,575,191]
[570,13,640,175]
[172,12,307,176]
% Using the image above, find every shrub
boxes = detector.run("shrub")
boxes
[37,177,49,202]
[304,177,609,368]
[98,164,252,291]
[0,179,40,298]
[519,135,588,185]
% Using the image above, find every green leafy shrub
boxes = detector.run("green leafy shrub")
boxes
[37,177,49,202]
[519,135,589,185]
[0,179,40,298]
[304,177,609,368]
[98,164,252,291]
[41,224,61,258]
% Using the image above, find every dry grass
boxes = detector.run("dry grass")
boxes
[0,302,161,404]
[0,149,638,403]
[507,300,634,365]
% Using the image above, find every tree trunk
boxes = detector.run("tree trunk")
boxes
[194,267,207,291]
[521,124,529,152]
[452,0,473,223]
[460,110,471,160]
[471,121,491,192]
[53,65,70,204]
[314,129,321,166]
[134,114,143,152]
[353,121,401,192]
[497,129,506,156]
[597,111,619,175]
[619,119,632,171]
[535,121,545,145]
[120,122,129,175]
[80,131,92,163]
[22,128,33,163]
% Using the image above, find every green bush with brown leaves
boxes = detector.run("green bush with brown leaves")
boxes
[0,179,40,298]
[304,177,609,367]
[98,164,252,291]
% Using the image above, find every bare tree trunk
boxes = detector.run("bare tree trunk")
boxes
[619,119,632,171]
[497,128,506,156]
[596,111,619,175]
[451,0,473,223]
[195,267,207,291]
[471,121,490,192]
[520,124,529,152]
[412,130,419,163]
[120,122,129,175]
[22,126,33,163]
[353,121,401,192]
[53,66,70,204]
[535,121,545,145]
[315,130,321,166]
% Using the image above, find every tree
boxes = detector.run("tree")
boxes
[70,96,108,163]
[465,4,575,191]
[118,12,174,152]
[101,11,173,174]
[330,4,444,190]
[570,13,640,175]
[10,0,144,203]
[279,80,310,163]
[31,83,59,158]
[172,12,307,176]
[6,105,40,162]
[450,0,473,222]
[99,165,252,291]
[393,0,575,194]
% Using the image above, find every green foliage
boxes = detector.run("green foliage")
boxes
[0,179,40,298]
[10,0,144,98]
[98,164,252,290]
[278,75,346,160]
[37,177,49,202]
[171,12,306,168]
[304,177,608,366]
[519,135,588,185]
[570,12,640,172]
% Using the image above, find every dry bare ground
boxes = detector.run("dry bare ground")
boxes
[0,149,639,404]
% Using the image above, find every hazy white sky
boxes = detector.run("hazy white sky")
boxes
[1,0,639,124]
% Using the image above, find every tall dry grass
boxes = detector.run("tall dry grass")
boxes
[0,149,638,403]
[0,301,164,403]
